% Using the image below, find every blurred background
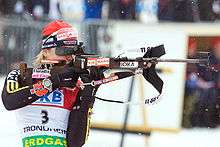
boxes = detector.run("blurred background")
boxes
[0,0,220,147]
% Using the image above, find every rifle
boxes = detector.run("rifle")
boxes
[51,44,211,69]
[20,44,214,105]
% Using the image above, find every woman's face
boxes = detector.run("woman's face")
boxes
[43,48,73,62]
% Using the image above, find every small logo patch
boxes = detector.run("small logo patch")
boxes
[32,69,51,79]
[30,79,52,97]
[120,62,138,68]
[34,90,64,106]
[56,28,78,41]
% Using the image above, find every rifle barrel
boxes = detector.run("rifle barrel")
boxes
[142,58,208,64]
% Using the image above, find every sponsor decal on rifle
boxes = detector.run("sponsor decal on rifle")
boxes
[97,58,110,67]
[87,58,110,67]
[119,62,138,68]
[92,80,103,86]
[92,75,119,86]
[32,68,51,79]
[102,75,118,83]
[87,58,97,66]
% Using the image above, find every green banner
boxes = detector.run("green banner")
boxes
[23,135,67,147]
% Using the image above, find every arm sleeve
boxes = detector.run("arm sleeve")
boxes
[66,97,93,147]
[66,79,97,147]
[66,72,134,146]
[1,70,40,110]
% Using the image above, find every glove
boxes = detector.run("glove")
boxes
[19,68,33,86]
[50,65,86,89]
[86,66,105,81]
[27,65,80,97]
[77,66,104,104]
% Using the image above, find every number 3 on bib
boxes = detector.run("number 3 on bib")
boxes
[41,110,49,124]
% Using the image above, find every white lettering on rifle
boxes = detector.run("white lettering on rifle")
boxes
[120,62,138,68]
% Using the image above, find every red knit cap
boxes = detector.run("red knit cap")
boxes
[42,20,72,37]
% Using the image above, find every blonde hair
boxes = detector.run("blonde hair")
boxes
[33,50,46,67]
